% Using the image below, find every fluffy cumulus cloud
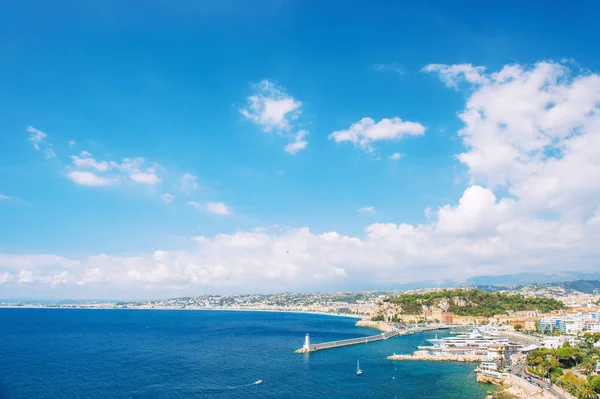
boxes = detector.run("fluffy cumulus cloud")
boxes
[330,117,425,152]
[4,60,600,297]
[66,151,161,187]
[241,80,309,154]
[240,80,301,131]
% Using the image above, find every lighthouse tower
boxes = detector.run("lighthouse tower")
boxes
[303,333,310,352]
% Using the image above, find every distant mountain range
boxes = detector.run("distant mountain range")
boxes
[389,271,600,292]
[475,280,600,295]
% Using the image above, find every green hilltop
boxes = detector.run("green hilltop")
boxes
[382,288,566,317]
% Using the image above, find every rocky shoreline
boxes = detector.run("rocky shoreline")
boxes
[355,320,396,333]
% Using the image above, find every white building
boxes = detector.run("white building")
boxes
[542,336,577,349]
[564,319,585,334]
[584,322,600,332]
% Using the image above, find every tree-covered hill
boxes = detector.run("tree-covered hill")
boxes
[383,288,565,317]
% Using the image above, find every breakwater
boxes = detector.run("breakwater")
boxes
[295,323,449,353]
[296,330,399,353]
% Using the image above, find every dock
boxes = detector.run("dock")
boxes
[387,352,486,362]
[295,324,449,353]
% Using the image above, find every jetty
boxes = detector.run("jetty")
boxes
[296,331,400,353]
[295,323,449,353]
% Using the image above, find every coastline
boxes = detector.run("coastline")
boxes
[487,375,555,399]
[0,305,366,320]
[355,319,396,332]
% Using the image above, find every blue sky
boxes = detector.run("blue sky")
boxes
[2,1,600,298]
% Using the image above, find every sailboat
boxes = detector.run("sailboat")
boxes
[356,360,363,375]
[254,380,263,385]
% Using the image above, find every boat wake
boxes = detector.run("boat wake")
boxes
[199,381,263,392]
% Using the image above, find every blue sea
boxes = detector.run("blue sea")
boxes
[0,309,492,398]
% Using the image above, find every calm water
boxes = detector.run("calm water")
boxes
[0,309,491,398]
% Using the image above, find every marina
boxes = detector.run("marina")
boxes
[416,329,509,360]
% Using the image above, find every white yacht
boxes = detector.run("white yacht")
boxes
[417,329,508,354]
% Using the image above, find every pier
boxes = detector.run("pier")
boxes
[295,324,449,353]
[296,331,400,353]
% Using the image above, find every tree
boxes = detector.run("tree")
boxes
[514,324,523,331]
[591,376,600,394]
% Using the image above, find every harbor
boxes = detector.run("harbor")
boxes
[388,328,511,363]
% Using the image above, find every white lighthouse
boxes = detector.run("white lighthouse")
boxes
[303,333,310,352]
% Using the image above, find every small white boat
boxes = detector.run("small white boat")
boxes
[356,360,363,375]
[254,380,263,385]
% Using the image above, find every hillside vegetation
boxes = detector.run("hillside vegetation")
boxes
[383,289,565,317]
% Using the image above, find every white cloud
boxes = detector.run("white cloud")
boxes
[0,194,10,200]
[119,158,161,185]
[0,272,11,285]
[284,130,309,155]
[180,173,199,193]
[160,193,175,203]
[436,186,511,235]
[67,151,161,187]
[0,254,79,270]
[188,201,232,216]
[422,63,488,88]
[444,61,600,220]
[5,60,600,297]
[68,140,76,147]
[129,171,161,185]
[27,125,55,157]
[241,80,309,154]
[389,152,402,160]
[70,151,109,172]
[330,117,425,152]
[18,270,34,284]
[240,80,301,132]
[26,126,47,150]
[358,206,375,213]
[206,202,232,216]
[67,171,113,186]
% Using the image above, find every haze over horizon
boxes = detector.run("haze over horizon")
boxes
[2,1,600,299]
